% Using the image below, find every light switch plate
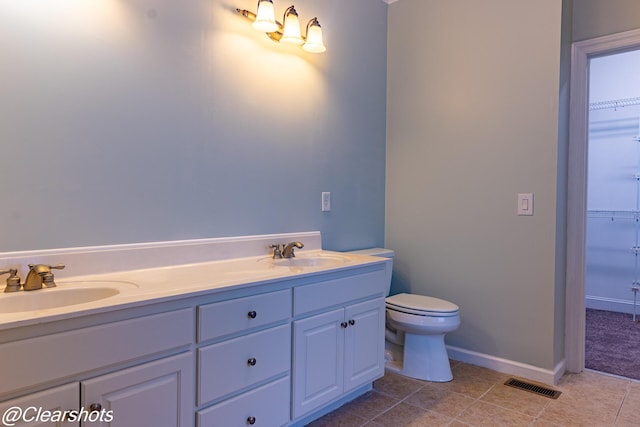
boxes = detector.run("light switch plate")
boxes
[517,193,533,216]
[322,192,331,212]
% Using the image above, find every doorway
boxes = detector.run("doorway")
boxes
[567,29,640,373]
[584,49,640,379]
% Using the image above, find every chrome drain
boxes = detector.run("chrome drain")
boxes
[504,378,561,399]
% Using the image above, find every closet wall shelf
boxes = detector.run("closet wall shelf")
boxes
[587,210,640,220]
[589,97,640,111]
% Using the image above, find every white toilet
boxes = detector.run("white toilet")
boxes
[349,248,460,382]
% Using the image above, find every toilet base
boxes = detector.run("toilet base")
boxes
[384,333,453,382]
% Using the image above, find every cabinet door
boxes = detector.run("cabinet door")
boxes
[0,383,78,427]
[344,298,385,392]
[292,308,344,419]
[82,352,194,427]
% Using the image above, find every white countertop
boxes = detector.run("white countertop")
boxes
[0,249,387,330]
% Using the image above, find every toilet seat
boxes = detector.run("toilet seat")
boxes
[386,293,459,317]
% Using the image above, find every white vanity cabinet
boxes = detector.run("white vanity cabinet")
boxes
[196,289,292,427]
[0,309,195,427]
[291,270,386,420]
[0,247,389,427]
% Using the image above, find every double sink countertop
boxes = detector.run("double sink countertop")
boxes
[0,249,388,331]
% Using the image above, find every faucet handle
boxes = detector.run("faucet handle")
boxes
[0,268,22,293]
[269,244,283,259]
[41,272,57,288]
[28,263,66,271]
[43,264,65,288]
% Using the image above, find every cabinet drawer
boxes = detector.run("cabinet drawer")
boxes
[196,376,290,427]
[294,269,385,316]
[198,324,290,404]
[198,289,291,342]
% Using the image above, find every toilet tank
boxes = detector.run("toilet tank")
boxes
[345,248,394,296]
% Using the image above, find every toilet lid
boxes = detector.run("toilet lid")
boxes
[386,293,459,314]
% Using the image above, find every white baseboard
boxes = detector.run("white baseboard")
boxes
[447,345,566,386]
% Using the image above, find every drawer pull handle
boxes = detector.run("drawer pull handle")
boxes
[349,319,355,326]
[89,403,102,413]
[247,416,256,425]
[248,310,257,319]
[341,321,348,328]
[247,357,257,366]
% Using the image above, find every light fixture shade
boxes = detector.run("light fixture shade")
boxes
[303,18,326,53]
[252,0,278,33]
[281,6,304,45]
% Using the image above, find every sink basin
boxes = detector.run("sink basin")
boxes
[270,254,350,268]
[0,281,137,313]
[273,257,346,267]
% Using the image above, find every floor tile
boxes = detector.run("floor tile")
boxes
[305,404,368,427]
[373,371,425,399]
[479,380,550,417]
[371,402,451,427]
[538,397,619,426]
[404,383,475,417]
[438,364,503,399]
[455,400,535,426]
[342,390,400,421]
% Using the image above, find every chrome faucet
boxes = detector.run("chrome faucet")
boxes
[23,264,65,291]
[282,241,304,258]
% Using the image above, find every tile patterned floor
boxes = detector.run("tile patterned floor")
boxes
[307,361,640,426]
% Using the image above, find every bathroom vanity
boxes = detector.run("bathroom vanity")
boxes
[0,232,390,426]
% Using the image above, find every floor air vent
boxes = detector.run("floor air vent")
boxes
[504,378,562,399]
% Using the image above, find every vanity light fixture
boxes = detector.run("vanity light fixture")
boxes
[236,1,326,53]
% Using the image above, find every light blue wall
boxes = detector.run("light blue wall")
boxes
[572,0,640,41]
[0,0,387,252]
[386,0,564,370]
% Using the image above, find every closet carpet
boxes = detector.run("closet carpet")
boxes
[585,308,640,380]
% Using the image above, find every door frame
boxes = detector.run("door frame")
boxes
[566,28,640,373]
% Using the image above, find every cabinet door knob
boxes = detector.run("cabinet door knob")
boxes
[341,321,348,328]
[247,416,256,425]
[248,310,257,319]
[349,319,355,326]
[247,357,257,366]
[89,403,102,412]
